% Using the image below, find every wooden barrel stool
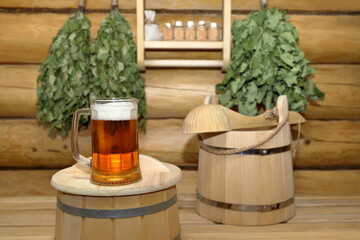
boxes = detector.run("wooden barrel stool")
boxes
[51,154,182,240]
[196,96,296,226]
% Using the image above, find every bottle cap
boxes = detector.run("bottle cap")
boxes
[187,21,194,27]
[175,21,183,27]
[198,20,206,26]
[165,22,172,28]
[210,22,217,28]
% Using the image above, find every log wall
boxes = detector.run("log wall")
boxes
[0,0,359,195]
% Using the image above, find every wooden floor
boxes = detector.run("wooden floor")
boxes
[0,170,359,240]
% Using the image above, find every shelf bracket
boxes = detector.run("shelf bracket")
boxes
[136,0,145,71]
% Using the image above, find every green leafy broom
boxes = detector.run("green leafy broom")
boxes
[36,0,91,137]
[217,7,324,116]
[89,0,147,130]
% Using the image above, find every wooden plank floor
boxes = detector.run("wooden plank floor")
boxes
[0,170,359,240]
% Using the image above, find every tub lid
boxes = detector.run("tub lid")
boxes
[51,154,182,196]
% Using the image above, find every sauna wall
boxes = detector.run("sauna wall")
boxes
[0,0,359,194]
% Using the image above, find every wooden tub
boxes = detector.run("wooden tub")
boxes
[51,155,182,240]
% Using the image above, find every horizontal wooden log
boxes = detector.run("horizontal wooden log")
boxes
[0,13,359,64]
[0,65,38,117]
[0,66,217,119]
[180,170,360,196]
[281,15,360,63]
[0,13,112,64]
[304,65,360,120]
[293,140,360,168]
[1,64,359,119]
[270,0,360,12]
[294,170,360,195]
[0,119,199,168]
[295,120,360,143]
[0,119,359,168]
[304,84,360,120]
[0,0,359,11]
[0,170,57,196]
[1,169,359,197]
[292,120,360,167]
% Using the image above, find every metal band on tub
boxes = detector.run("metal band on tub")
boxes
[201,144,291,156]
[57,194,177,218]
[197,192,294,212]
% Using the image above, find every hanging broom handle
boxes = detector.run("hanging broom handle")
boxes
[260,0,268,8]
[78,0,86,12]
[111,0,118,9]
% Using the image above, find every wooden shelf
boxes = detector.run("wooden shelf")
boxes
[136,0,231,71]
[144,59,223,68]
[144,41,223,50]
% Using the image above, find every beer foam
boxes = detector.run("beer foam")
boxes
[91,102,137,121]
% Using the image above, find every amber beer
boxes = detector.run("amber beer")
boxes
[90,99,141,185]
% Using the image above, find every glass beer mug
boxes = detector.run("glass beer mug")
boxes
[71,98,142,185]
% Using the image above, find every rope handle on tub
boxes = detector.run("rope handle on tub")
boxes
[200,107,289,155]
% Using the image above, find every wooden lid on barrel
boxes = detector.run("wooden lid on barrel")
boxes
[51,154,182,196]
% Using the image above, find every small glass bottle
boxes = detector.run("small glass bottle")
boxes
[162,22,173,41]
[208,22,220,41]
[173,21,185,41]
[196,20,207,41]
[185,21,196,41]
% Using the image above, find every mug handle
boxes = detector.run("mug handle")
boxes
[71,108,92,168]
